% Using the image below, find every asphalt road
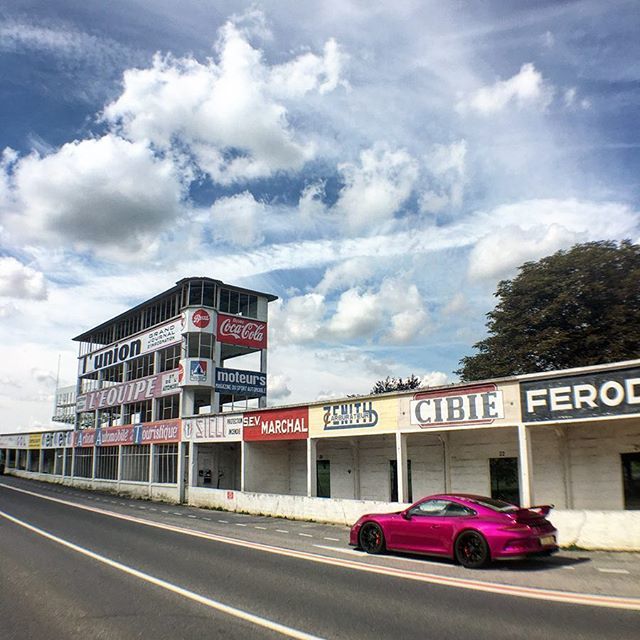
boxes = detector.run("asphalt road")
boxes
[1,476,639,640]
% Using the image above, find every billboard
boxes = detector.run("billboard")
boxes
[75,419,181,447]
[182,307,216,334]
[243,406,308,441]
[217,314,267,350]
[309,396,399,437]
[215,367,266,396]
[521,367,640,423]
[179,358,213,386]
[77,369,180,412]
[182,414,243,442]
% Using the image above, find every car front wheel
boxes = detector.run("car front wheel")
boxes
[359,522,386,554]
[455,531,490,568]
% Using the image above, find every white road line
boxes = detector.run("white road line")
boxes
[0,509,323,640]
[276,530,289,534]
[597,568,630,575]
[255,526,267,530]
[161,510,170,514]
[323,537,340,542]
[173,512,182,516]
[299,533,313,538]
[235,523,247,527]
[188,515,197,519]
[313,545,447,567]
[561,566,576,571]
[3,482,639,611]
[203,518,212,521]
[218,520,229,524]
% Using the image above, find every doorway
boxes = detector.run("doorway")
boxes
[490,457,520,505]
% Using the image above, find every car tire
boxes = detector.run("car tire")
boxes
[359,522,386,554]
[455,531,490,569]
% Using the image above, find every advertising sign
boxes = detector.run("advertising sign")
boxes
[182,414,243,442]
[75,419,181,447]
[215,367,266,396]
[243,406,309,441]
[323,400,379,430]
[410,384,504,428]
[28,434,42,449]
[41,431,74,449]
[77,369,180,412]
[79,319,182,375]
[521,367,640,423]
[182,308,216,334]
[217,314,267,350]
[179,359,213,385]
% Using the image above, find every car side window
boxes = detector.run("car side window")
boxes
[410,499,449,516]
[444,502,475,517]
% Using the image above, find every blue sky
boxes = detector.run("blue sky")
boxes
[0,0,639,431]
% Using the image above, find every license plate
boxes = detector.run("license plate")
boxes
[540,535,555,546]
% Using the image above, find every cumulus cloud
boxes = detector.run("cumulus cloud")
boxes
[419,140,467,214]
[270,293,326,344]
[467,199,640,281]
[335,144,418,232]
[0,257,47,300]
[457,63,553,115]
[5,134,184,255]
[419,371,450,387]
[267,373,292,400]
[210,191,267,247]
[316,257,375,294]
[104,19,344,184]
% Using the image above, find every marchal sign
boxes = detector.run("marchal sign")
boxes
[243,406,308,441]
[217,314,267,349]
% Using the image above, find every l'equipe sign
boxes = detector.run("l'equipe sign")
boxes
[410,384,504,427]
[217,314,267,349]
[215,367,266,396]
[243,406,309,441]
[521,367,640,422]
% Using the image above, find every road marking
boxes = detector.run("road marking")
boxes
[255,526,267,530]
[188,515,197,519]
[276,529,289,534]
[218,520,229,524]
[598,568,630,575]
[561,566,576,571]
[235,523,247,527]
[0,509,323,640]
[2,482,639,611]
[313,545,447,567]
[299,533,313,538]
[203,517,212,521]
[323,537,340,542]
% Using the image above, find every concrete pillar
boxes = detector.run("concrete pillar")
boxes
[307,438,317,497]
[177,442,187,503]
[395,432,409,503]
[240,441,247,492]
[189,442,197,491]
[438,433,451,493]
[555,427,573,509]
[259,348,267,409]
[351,440,361,500]
[213,339,222,413]
[517,424,533,507]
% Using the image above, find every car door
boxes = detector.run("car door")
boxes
[393,499,450,554]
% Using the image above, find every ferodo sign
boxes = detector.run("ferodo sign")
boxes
[217,314,267,349]
[243,406,308,441]
[521,367,640,422]
[410,384,504,428]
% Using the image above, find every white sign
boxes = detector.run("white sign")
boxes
[182,414,243,442]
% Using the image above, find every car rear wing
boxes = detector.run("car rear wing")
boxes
[516,504,554,518]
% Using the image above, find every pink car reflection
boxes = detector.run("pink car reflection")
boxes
[349,494,558,568]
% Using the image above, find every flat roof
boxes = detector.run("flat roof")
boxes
[73,277,278,342]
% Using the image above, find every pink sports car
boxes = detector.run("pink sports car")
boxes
[349,494,559,568]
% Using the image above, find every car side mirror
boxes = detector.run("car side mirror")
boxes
[402,510,412,520]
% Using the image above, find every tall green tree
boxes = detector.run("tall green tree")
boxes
[371,375,421,394]
[457,240,640,381]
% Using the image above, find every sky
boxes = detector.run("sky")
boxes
[0,0,639,433]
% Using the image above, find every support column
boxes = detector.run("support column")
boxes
[213,340,222,413]
[240,441,247,492]
[188,442,197,491]
[395,432,409,503]
[259,348,268,409]
[351,440,361,500]
[307,438,317,497]
[177,442,186,503]
[555,427,573,509]
[38,448,44,474]
[148,444,155,490]
[438,433,451,493]
[91,445,97,482]
[517,424,533,507]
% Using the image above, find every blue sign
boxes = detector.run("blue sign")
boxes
[215,367,267,396]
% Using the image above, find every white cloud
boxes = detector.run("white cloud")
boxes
[210,192,267,247]
[467,199,640,281]
[104,19,344,185]
[419,371,450,387]
[267,373,291,400]
[420,140,467,213]
[335,144,418,232]
[316,257,374,294]
[0,257,47,300]
[457,63,554,115]
[270,293,326,344]
[5,135,184,256]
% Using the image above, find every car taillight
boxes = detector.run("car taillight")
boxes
[501,523,531,532]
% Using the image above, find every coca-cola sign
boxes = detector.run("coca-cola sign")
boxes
[217,314,267,349]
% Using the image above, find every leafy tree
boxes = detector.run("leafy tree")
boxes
[457,240,640,381]
[371,374,422,394]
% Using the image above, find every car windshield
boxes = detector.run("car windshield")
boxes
[468,497,518,512]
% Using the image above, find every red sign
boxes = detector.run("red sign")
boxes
[217,314,267,349]
[73,419,181,447]
[192,308,211,329]
[243,406,309,441]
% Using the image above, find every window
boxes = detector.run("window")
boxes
[316,460,330,498]
[123,400,152,425]
[78,412,95,429]
[187,333,214,359]
[7,449,15,468]
[54,449,64,475]
[64,448,73,476]
[390,459,413,502]
[121,445,150,482]
[444,502,475,517]
[17,450,27,470]
[154,444,178,483]
[410,499,450,516]
[621,452,640,510]
[193,389,212,414]
[219,288,258,318]
[95,447,119,480]
[27,451,40,472]
[102,363,124,385]
[126,353,154,381]
[98,406,122,428]
[158,344,181,373]
[157,394,180,420]
[41,450,55,474]
[490,457,520,506]
[74,447,93,478]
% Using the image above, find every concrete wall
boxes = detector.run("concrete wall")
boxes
[243,440,306,496]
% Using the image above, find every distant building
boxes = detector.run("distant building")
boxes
[52,385,76,424]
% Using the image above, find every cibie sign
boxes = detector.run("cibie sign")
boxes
[410,384,504,428]
[217,313,267,349]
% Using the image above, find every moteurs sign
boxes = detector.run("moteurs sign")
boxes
[215,367,266,396]
[217,314,267,349]
[243,406,308,441]
[521,367,640,422]
[410,384,504,428]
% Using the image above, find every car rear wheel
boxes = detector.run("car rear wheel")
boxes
[359,522,386,554]
[455,531,490,568]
